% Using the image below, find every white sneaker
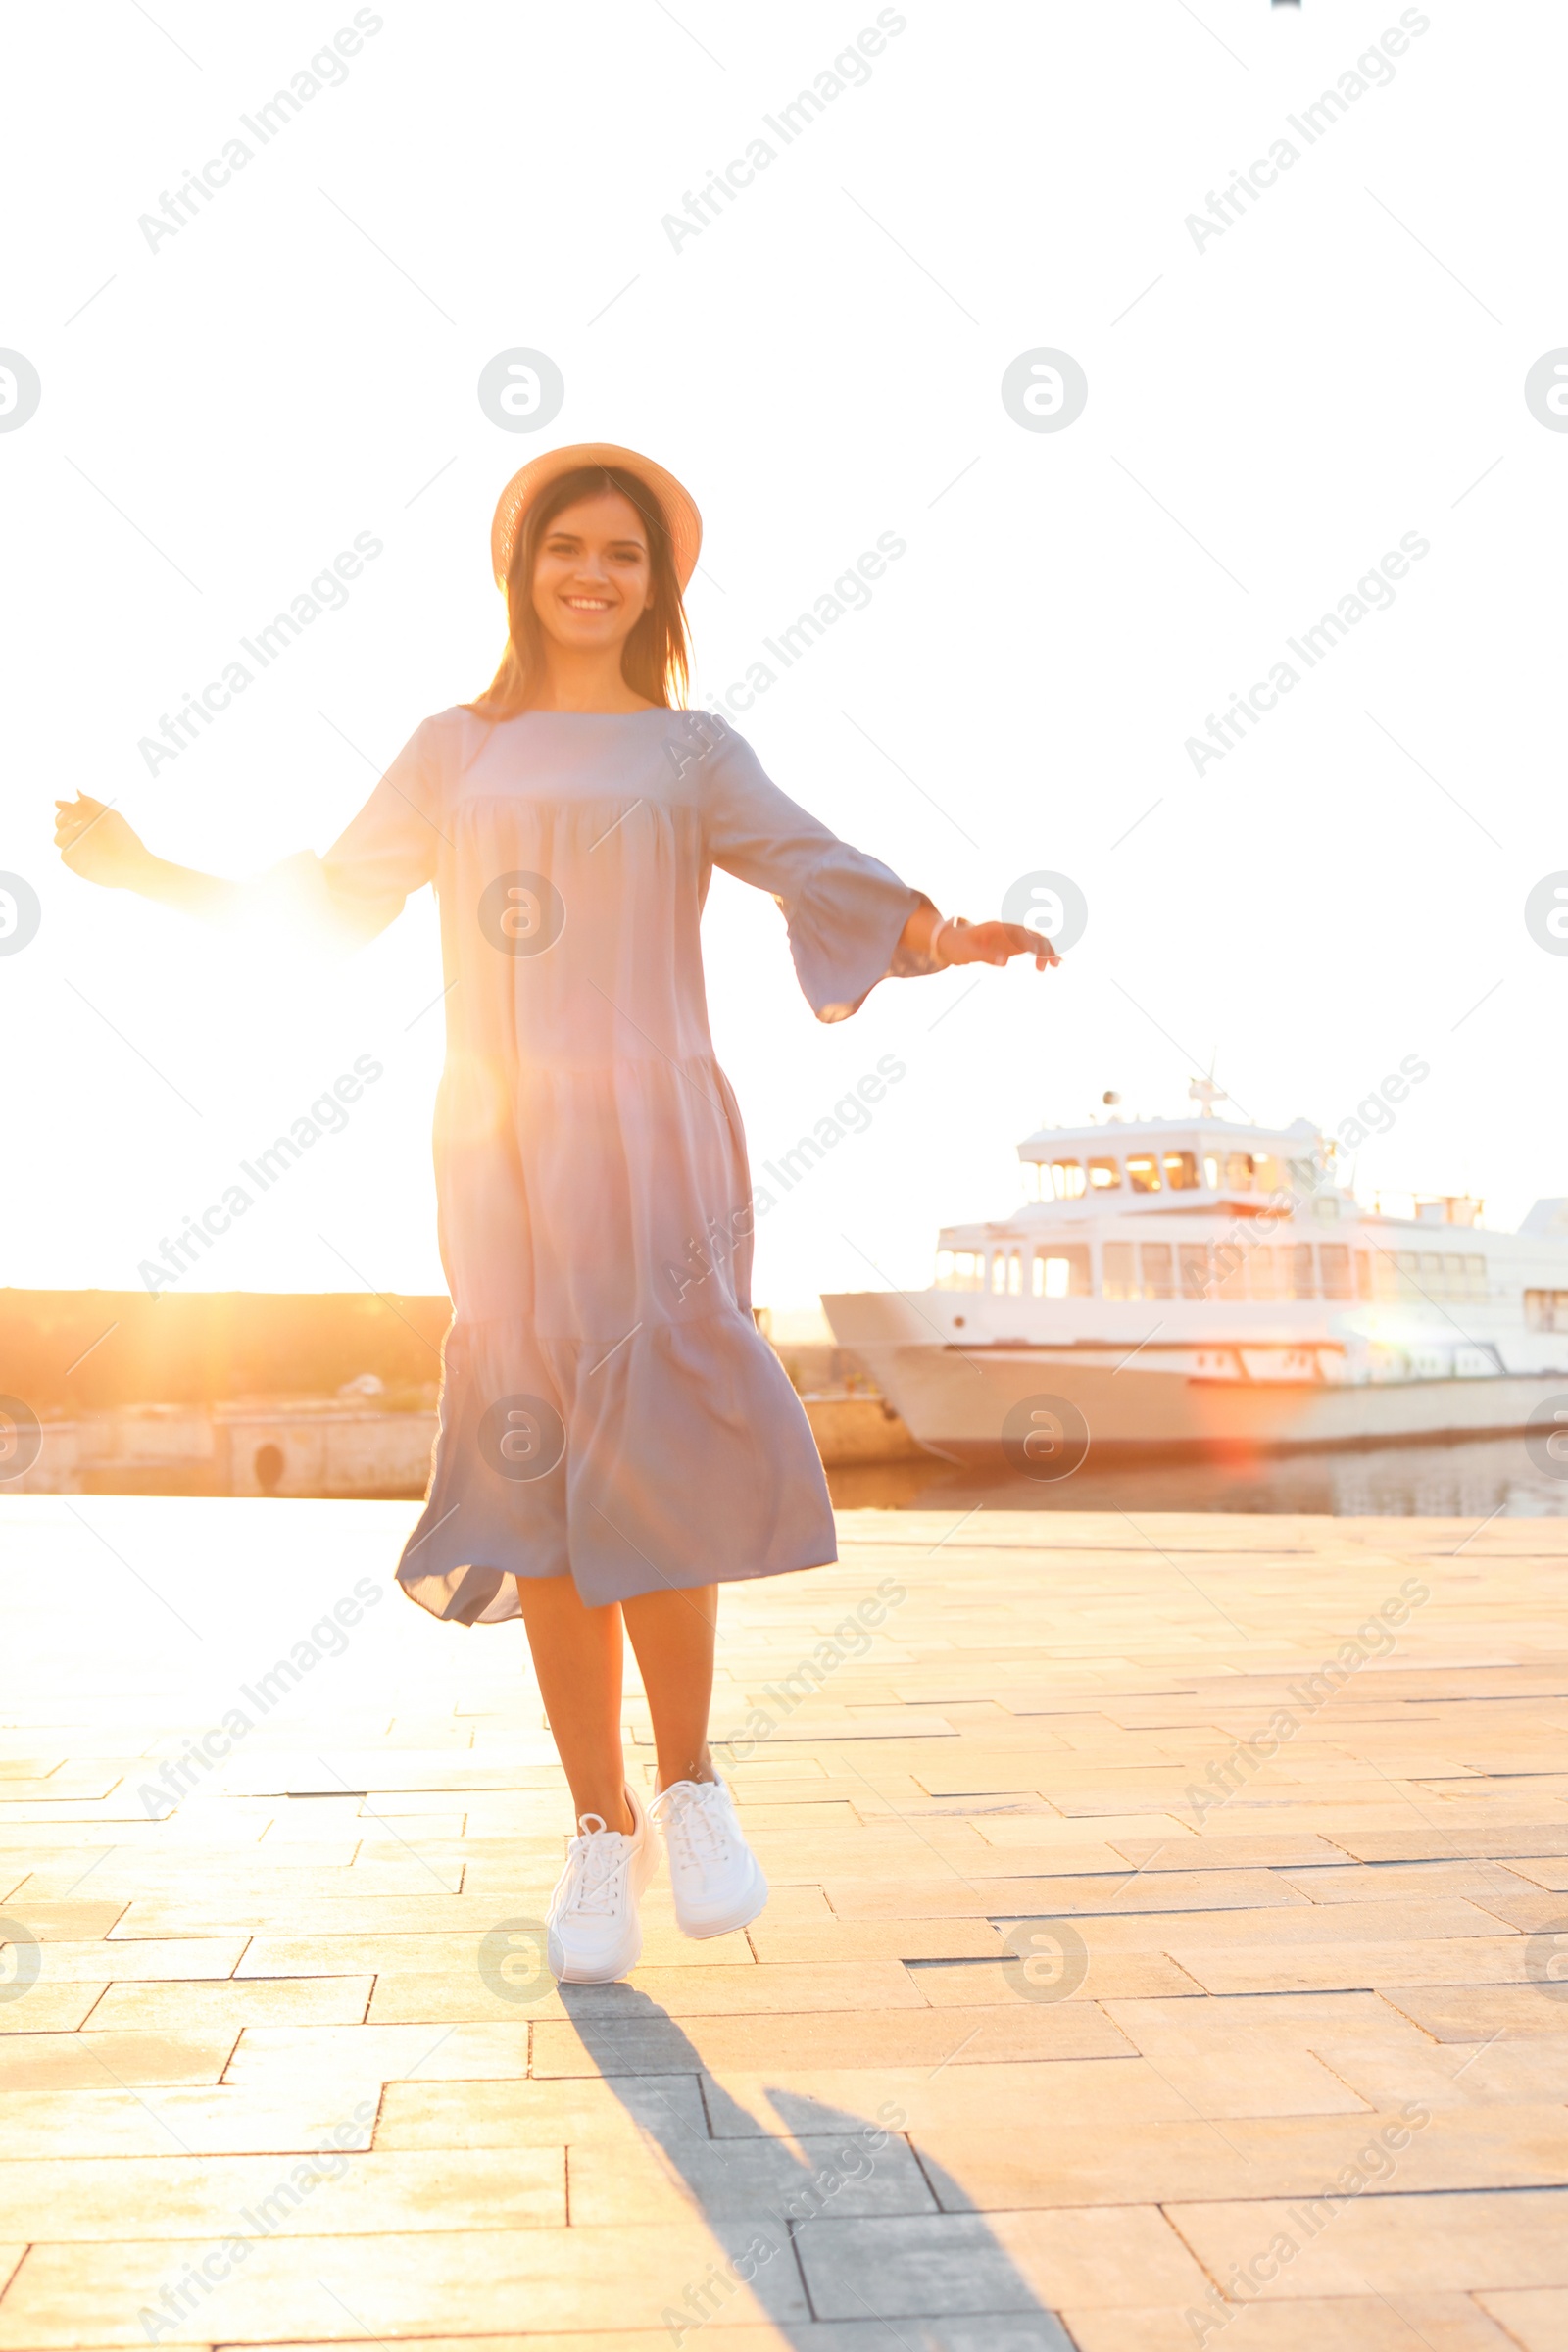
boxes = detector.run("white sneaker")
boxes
[546,1782,659,1984]
[651,1775,768,1938]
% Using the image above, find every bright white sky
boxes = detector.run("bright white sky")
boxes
[5,0,1563,1314]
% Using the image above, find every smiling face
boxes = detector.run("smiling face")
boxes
[528,489,654,660]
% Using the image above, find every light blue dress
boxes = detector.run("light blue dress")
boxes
[296,705,927,1622]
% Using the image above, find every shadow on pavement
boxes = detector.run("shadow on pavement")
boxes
[557,1981,1074,2349]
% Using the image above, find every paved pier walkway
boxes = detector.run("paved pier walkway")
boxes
[2,1496,1567,2350]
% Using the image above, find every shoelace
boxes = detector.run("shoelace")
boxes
[556,1813,634,1918]
[651,1781,734,1873]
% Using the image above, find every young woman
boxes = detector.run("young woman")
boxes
[55,443,1058,1983]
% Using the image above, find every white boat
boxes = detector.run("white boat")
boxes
[821,1082,1568,1466]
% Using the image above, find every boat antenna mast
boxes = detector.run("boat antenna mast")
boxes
[1188,1064,1229,1118]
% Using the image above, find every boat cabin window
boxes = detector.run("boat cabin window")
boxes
[1100,1241,1220,1299]
[935,1250,985,1291]
[991,1249,1023,1295]
[1091,1233,1403,1305]
[1049,1159,1087,1200]
[1376,1251,1490,1305]
[1217,1151,1289,1196]
[1318,1243,1352,1300]
[1163,1151,1200,1191]
[1203,1153,1219,1188]
[1125,1152,1162,1193]
[1214,1243,1247,1300]
[1527,1289,1568,1331]
[1281,1244,1314,1298]
[1101,1241,1138,1300]
[1087,1157,1121,1190]
[1180,1243,1210,1298]
[1374,1251,1412,1302]
[1034,1245,1091,1298]
[1139,1243,1174,1298]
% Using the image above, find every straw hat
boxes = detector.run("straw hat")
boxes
[490,443,703,590]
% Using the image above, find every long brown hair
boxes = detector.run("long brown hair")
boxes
[470,464,691,718]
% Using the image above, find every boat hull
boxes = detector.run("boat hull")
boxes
[825,1338,1568,1460]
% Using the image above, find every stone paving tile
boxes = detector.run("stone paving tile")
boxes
[1102,1834,1351,1870]
[0,2148,564,2240]
[5,1499,1568,2346]
[808,1878,1004,1919]
[1066,2293,1521,2351]
[1165,2185,1568,2295]
[366,1960,923,2028]
[85,1979,375,2033]
[1460,1889,1568,1934]
[565,2131,938,2226]
[1071,1898,1508,1948]
[0,2085,383,2161]
[374,2074,711,2149]
[0,1984,105,2034]
[746,1919,1006,1962]
[1101,1988,1422,2045]
[109,1896,516,1937]
[530,2001,1132,2075]
[1092,2002,1368,2116]
[906,1952,1202,2003]
[1276,1862,1542,1904]
[1309,2034,1568,2112]
[931,1866,1315,1908]
[0,2222,811,2345]
[1170,1938,1537,1995]
[794,2206,1212,2315]
[700,2059,1203,2135]
[220,2023,542,2092]
[233,1932,544,1979]
[18,1861,465,1903]
[361,1975,568,2027]
[1378,1985,1568,2040]
[897,2103,1568,2207]
[1500,1859,1568,1893]
[0,2031,238,2091]
[1474,2290,1568,2349]
[0,1777,129,1804]
[232,1924,757,1980]
[0,1903,127,1941]
[9,1937,250,1983]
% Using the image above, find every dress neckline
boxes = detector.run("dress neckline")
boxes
[511,705,667,720]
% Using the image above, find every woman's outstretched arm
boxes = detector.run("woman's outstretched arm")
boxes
[898,900,1060,973]
[54,795,240,922]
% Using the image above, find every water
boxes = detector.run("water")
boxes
[825,1432,1568,1518]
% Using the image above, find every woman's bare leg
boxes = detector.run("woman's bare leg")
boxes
[621,1584,718,1791]
[514,1575,633,1834]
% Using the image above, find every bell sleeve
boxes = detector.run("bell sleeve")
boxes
[699,718,938,1023]
[254,715,446,948]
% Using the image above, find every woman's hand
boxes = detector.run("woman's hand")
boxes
[54,797,149,890]
[54,801,240,923]
[936,915,1060,972]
